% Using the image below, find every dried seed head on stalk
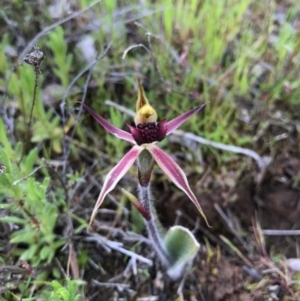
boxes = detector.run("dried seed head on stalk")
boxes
[19,45,44,164]
[23,45,44,73]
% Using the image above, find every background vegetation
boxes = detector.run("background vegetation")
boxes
[0,0,299,300]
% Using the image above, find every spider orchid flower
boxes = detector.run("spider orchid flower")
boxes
[83,78,208,229]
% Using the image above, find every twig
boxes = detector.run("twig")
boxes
[54,257,68,278]
[128,257,138,276]
[105,100,135,117]
[92,280,130,288]
[219,235,253,267]
[0,266,30,274]
[122,43,152,60]
[67,243,79,279]
[252,217,267,257]
[214,203,249,251]
[177,271,188,301]
[172,130,272,170]
[191,274,207,301]
[86,234,153,266]
[13,165,46,185]
[261,229,300,236]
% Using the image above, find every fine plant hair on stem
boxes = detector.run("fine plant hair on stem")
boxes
[138,184,171,267]
[136,150,172,267]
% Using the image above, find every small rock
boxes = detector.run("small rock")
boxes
[76,35,97,63]
[286,258,300,271]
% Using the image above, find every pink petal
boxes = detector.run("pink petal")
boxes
[166,103,206,135]
[88,146,142,229]
[146,144,210,227]
[82,103,136,144]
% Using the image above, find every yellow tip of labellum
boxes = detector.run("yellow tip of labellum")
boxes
[135,78,157,125]
[134,104,158,125]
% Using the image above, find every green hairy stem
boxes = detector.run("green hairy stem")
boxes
[137,150,172,266]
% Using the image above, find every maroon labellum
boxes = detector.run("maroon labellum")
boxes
[126,119,167,145]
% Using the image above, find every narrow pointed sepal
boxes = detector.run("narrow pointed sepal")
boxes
[122,188,151,221]
[88,146,142,230]
[81,103,136,144]
[166,103,206,135]
[145,144,211,227]
[136,77,150,111]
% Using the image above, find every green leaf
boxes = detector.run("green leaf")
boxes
[0,203,13,209]
[0,148,12,174]
[51,280,63,290]
[40,245,53,261]
[24,147,38,174]
[57,288,69,300]
[164,226,200,280]
[0,118,14,158]
[105,0,116,14]
[10,228,36,244]
[20,244,38,261]
[0,173,16,197]
[52,267,61,279]
[0,216,27,225]
[164,0,173,40]
[130,205,145,233]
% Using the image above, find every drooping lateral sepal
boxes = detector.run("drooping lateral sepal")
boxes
[88,146,142,230]
[126,119,167,146]
[145,144,210,227]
